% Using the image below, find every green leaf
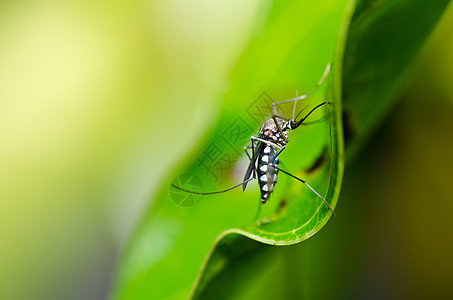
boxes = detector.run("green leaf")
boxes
[111,0,450,298]
[111,1,350,299]
[190,0,452,299]
[342,0,451,157]
[190,0,356,297]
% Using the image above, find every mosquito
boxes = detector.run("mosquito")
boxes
[171,64,335,215]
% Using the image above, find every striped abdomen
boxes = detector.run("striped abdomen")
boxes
[257,144,279,203]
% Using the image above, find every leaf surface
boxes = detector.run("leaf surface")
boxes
[110,0,356,299]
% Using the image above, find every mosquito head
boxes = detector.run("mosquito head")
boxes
[287,120,299,130]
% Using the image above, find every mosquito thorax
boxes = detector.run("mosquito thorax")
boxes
[259,118,288,147]
[259,119,287,135]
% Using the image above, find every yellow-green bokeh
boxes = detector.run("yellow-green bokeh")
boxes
[0,1,264,299]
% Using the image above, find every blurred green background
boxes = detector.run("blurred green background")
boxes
[0,1,452,300]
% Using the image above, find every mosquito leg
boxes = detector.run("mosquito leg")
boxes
[242,137,261,191]
[270,145,286,164]
[272,63,330,115]
[172,138,260,195]
[251,136,281,150]
[244,146,253,161]
[270,164,335,216]
[272,115,288,144]
[249,137,257,179]
[171,177,256,195]
[272,114,290,121]
[243,140,258,177]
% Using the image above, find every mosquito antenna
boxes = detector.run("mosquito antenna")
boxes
[171,177,255,195]
[295,101,328,126]
[272,165,335,216]
[294,105,310,122]
[300,115,328,126]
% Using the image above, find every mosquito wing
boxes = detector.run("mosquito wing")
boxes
[242,141,264,191]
